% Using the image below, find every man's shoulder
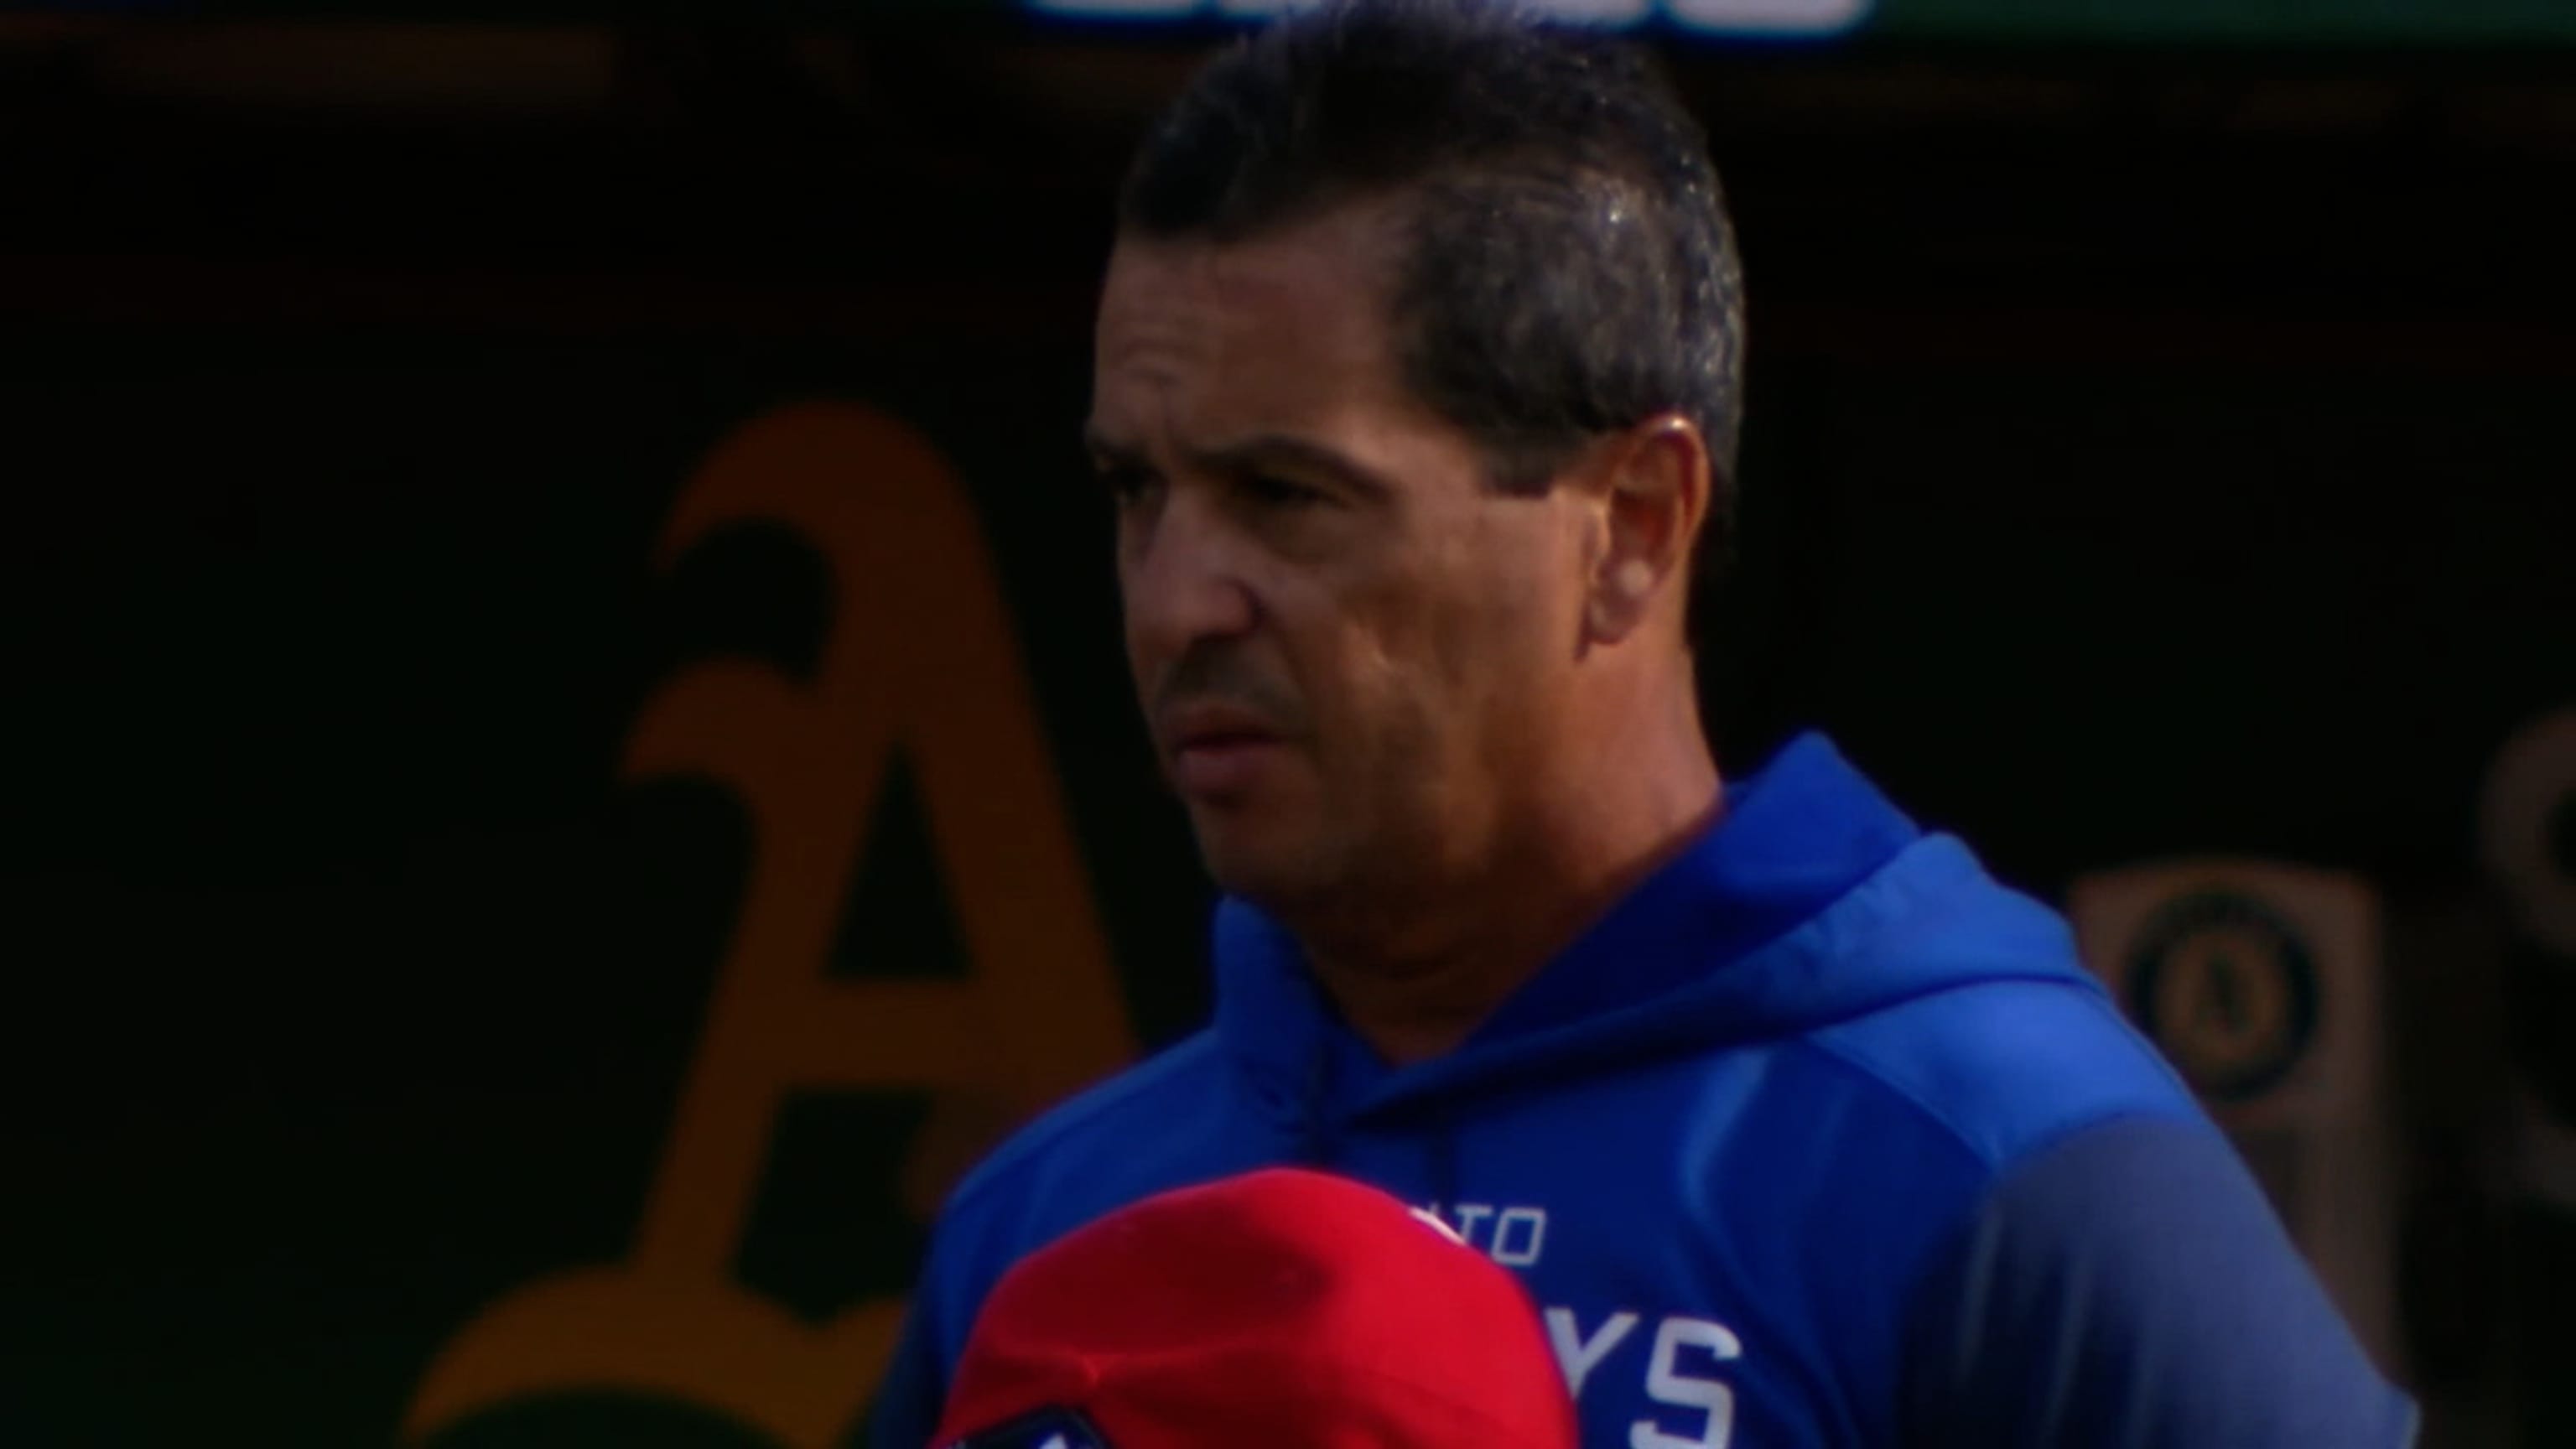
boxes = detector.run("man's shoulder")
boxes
[941,1027,1239,1227]
[1800,970,2205,1174]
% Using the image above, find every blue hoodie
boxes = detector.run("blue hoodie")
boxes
[872,735,2414,1448]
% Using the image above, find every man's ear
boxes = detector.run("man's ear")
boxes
[1582,413,1711,647]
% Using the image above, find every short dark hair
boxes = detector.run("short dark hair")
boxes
[1120,0,1746,567]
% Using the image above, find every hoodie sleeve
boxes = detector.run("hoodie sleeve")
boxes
[1898,1115,2417,1448]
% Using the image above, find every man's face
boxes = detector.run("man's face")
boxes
[1088,201,1592,915]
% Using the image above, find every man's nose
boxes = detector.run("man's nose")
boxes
[1121,488,1259,659]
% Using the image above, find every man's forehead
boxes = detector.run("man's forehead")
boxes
[1099,272,1358,368]
[1090,207,1409,448]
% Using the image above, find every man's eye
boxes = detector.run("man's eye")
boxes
[1244,474,1327,509]
[1099,466,1161,506]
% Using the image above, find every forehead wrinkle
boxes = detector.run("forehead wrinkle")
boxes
[1119,208,1401,348]
[1093,250,1230,460]
[1094,205,1446,486]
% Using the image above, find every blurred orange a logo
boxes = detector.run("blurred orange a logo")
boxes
[405,402,1135,1447]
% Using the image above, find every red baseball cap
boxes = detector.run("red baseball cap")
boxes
[932,1167,1578,1449]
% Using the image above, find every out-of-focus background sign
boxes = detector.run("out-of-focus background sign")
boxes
[3,4,2571,1446]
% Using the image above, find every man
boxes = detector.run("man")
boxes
[932,1168,1577,1449]
[876,0,2416,1444]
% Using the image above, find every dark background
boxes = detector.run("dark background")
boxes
[4,8,2573,1446]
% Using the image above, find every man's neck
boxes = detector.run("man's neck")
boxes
[1296,740,1724,1067]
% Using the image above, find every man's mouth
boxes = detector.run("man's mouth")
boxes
[1162,706,1291,797]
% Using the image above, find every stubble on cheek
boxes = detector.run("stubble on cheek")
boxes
[1333,573,1492,886]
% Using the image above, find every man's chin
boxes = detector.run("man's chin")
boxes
[1188,827,1327,907]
